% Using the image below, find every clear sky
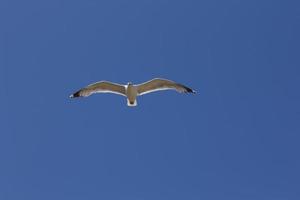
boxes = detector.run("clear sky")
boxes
[1,0,299,199]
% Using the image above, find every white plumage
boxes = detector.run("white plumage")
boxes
[70,78,196,106]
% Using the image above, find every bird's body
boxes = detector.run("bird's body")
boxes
[70,78,196,107]
[126,83,138,106]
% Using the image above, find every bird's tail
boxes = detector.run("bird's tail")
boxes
[127,99,137,107]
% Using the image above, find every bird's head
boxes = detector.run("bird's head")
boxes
[127,82,133,86]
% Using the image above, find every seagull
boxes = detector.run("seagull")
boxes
[70,78,196,106]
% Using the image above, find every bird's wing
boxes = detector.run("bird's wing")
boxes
[136,78,196,96]
[70,81,126,98]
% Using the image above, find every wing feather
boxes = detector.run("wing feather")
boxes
[136,78,195,96]
[70,81,126,98]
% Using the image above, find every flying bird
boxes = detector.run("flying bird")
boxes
[70,78,196,106]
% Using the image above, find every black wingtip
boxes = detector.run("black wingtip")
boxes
[184,86,196,94]
[69,91,81,98]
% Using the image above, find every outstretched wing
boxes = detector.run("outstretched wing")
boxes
[70,81,126,98]
[136,78,196,96]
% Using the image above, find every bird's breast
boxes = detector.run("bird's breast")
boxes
[126,85,138,100]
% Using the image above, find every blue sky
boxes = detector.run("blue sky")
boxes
[1,0,300,199]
